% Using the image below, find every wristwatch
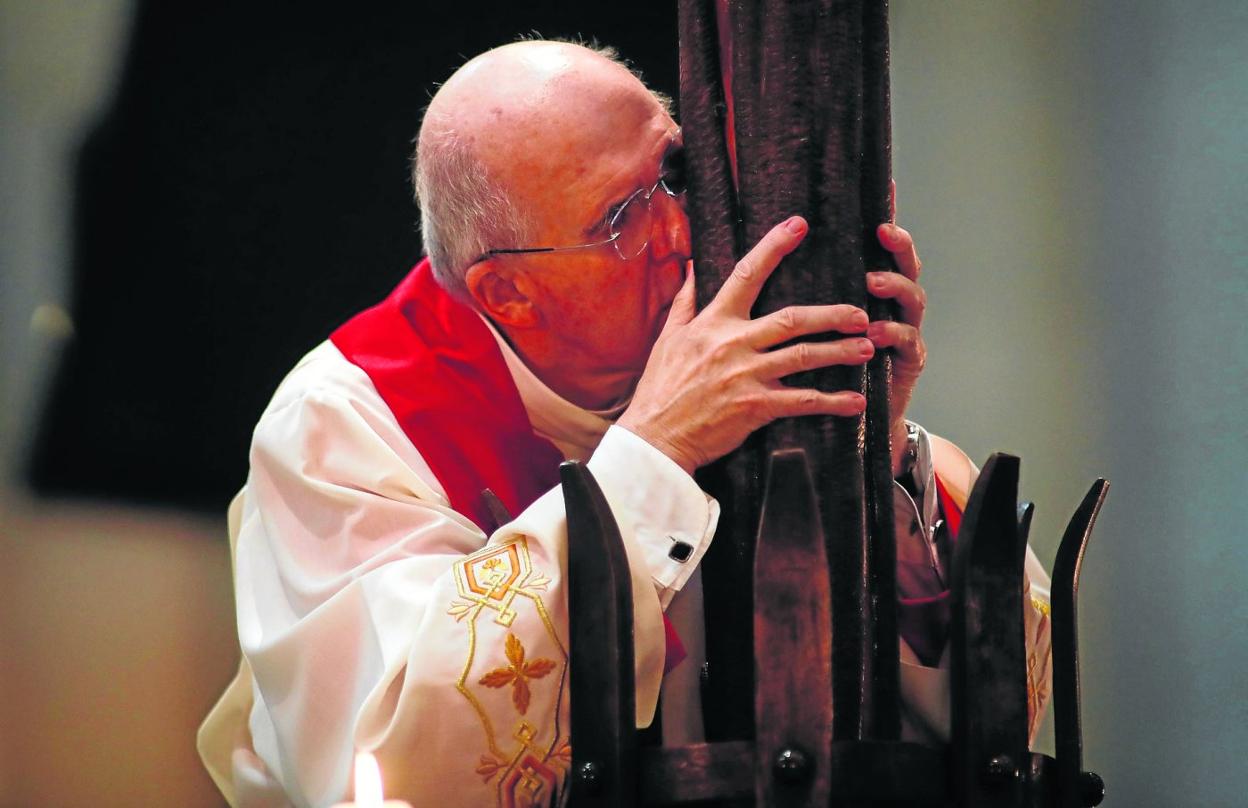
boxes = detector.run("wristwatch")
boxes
[893,421,920,486]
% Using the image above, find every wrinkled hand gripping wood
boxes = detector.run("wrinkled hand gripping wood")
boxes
[560,0,1111,803]
[681,0,900,751]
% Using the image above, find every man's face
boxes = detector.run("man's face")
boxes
[485,64,692,411]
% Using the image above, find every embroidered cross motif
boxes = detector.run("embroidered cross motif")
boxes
[448,536,570,806]
[478,633,558,715]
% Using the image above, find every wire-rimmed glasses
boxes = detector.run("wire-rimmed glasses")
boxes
[477,148,687,264]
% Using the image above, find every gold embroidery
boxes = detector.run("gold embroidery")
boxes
[450,570,509,759]
[501,729,561,808]
[1026,650,1040,733]
[477,754,505,783]
[492,723,564,808]
[550,738,572,769]
[1024,595,1053,741]
[478,633,558,715]
[449,535,571,806]
[453,541,533,627]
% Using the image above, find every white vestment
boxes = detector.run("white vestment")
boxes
[199,326,1052,808]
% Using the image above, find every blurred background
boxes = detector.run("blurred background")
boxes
[0,1,1243,805]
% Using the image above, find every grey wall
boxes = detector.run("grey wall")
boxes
[894,2,1247,804]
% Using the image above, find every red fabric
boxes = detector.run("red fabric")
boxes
[662,612,687,674]
[933,473,962,542]
[331,259,684,673]
[331,259,565,530]
[896,473,964,666]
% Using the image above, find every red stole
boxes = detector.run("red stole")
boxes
[896,474,963,666]
[933,474,963,540]
[330,260,685,672]
[330,259,565,531]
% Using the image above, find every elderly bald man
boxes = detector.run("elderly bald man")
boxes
[199,40,1053,807]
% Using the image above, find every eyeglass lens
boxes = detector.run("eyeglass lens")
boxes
[609,149,688,260]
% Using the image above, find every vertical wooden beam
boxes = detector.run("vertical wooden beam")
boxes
[678,0,759,744]
[754,449,834,807]
[679,0,899,746]
[860,0,902,742]
[729,0,881,742]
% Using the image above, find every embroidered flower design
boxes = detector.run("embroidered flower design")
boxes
[447,599,475,621]
[550,738,572,768]
[478,632,558,715]
[476,753,504,783]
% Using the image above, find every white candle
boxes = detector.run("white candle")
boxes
[330,752,414,808]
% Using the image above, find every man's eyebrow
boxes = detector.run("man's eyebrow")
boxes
[582,200,621,238]
[583,185,636,238]
[581,134,681,238]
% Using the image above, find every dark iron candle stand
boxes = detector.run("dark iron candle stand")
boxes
[560,0,1109,804]
[561,454,1107,807]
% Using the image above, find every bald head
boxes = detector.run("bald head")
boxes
[413,40,671,299]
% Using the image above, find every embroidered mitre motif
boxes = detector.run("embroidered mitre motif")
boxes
[449,535,571,807]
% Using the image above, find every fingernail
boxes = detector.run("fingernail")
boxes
[859,339,875,356]
[850,311,869,329]
[785,216,806,234]
[869,273,886,288]
[867,322,884,339]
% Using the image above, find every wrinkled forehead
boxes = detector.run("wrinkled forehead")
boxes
[476,63,670,188]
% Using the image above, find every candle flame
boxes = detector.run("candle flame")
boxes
[354,752,384,806]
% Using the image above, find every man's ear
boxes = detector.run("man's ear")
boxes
[464,260,541,328]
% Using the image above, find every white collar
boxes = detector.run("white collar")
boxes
[478,313,615,463]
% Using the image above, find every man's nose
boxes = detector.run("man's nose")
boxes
[649,193,692,260]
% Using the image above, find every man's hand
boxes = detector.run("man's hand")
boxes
[868,206,927,475]
[618,215,873,474]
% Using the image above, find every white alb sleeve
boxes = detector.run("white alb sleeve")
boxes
[220,366,717,807]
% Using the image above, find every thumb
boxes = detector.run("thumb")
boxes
[661,260,697,333]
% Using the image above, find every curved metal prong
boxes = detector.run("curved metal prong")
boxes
[562,461,639,807]
[1052,479,1110,807]
[950,453,1029,805]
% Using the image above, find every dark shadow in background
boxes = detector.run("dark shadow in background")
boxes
[29,2,678,512]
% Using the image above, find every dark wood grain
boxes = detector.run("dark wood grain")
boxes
[753,449,833,806]
[678,0,762,745]
[640,741,754,804]
[860,0,902,743]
